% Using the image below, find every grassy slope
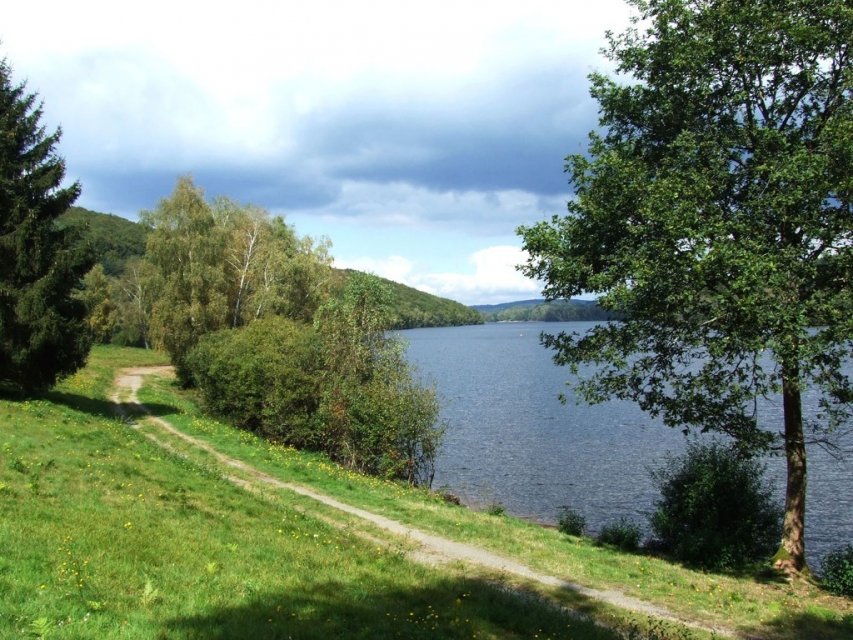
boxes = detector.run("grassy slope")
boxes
[0,347,610,639]
[2,346,851,639]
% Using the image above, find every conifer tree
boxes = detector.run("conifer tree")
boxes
[0,58,92,392]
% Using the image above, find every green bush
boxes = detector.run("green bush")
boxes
[186,274,444,488]
[314,273,443,487]
[557,507,586,537]
[597,517,643,551]
[186,317,322,447]
[820,544,853,597]
[649,441,782,570]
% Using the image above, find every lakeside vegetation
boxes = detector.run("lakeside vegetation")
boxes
[341,270,483,329]
[58,206,482,337]
[1,346,851,639]
[474,299,616,323]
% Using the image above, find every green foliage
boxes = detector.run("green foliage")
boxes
[650,442,782,570]
[76,265,118,343]
[343,270,482,329]
[109,257,158,348]
[476,299,616,323]
[0,58,93,392]
[185,274,444,486]
[142,178,333,382]
[557,507,586,537]
[187,317,322,446]
[597,518,642,552]
[485,503,506,516]
[143,177,230,381]
[518,0,852,571]
[315,272,444,486]
[57,206,148,276]
[820,544,853,598]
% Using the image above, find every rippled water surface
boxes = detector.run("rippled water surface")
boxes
[402,321,852,567]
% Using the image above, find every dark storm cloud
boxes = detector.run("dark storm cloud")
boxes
[76,165,341,218]
[295,62,595,196]
[52,49,598,223]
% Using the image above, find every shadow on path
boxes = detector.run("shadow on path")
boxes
[43,389,179,423]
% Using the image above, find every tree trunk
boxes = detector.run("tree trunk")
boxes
[775,361,808,574]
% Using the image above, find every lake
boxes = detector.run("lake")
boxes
[402,321,852,567]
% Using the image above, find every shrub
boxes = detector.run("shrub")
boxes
[186,317,322,447]
[315,273,443,487]
[649,441,782,570]
[597,517,643,552]
[820,544,853,597]
[485,503,506,517]
[557,507,586,537]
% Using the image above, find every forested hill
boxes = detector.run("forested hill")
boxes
[58,206,148,275]
[474,298,616,322]
[58,207,481,329]
[339,270,483,329]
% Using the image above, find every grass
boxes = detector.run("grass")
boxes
[2,345,851,639]
[0,346,616,639]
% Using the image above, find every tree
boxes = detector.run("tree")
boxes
[143,177,334,381]
[650,441,782,570]
[315,273,443,486]
[0,58,92,392]
[112,257,159,348]
[143,177,229,382]
[519,0,852,573]
[77,264,118,343]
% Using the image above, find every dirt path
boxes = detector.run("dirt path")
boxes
[111,365,736,638]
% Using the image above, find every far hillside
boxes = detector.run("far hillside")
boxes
[59,207,481,330]
[474,298,617,322]
[340,269,483,329]
[57,206,148,275]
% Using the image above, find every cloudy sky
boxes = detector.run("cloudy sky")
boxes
[3,0,633,304]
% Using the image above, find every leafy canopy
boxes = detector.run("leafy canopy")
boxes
[519,0,852,448]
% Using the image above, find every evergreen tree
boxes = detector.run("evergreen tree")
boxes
[0,58,92,392]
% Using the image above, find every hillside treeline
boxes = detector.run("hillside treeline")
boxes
[361,273,483,329]
[69,177,443,486]
[62,207,482,337]
[479,300,617,323]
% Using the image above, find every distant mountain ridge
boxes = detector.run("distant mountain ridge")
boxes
[473,298,615,322]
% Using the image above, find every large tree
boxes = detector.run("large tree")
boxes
[142,177,333,382]
[519,0,851,573]
[0,58,92,392]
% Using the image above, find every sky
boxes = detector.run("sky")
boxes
[2,0,634,305]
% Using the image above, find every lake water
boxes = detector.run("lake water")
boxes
[402,321,852,567]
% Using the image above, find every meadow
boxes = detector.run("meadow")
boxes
[1,345,851,639]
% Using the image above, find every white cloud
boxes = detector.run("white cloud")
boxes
[339,245,542,306]
[417,245,542,305]
[335,255,415,284]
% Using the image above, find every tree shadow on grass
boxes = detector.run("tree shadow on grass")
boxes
[41,389,179,424]
[755,609,853,640]
[160,576,624,640]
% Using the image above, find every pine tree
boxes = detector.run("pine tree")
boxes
[0,57,93,392]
